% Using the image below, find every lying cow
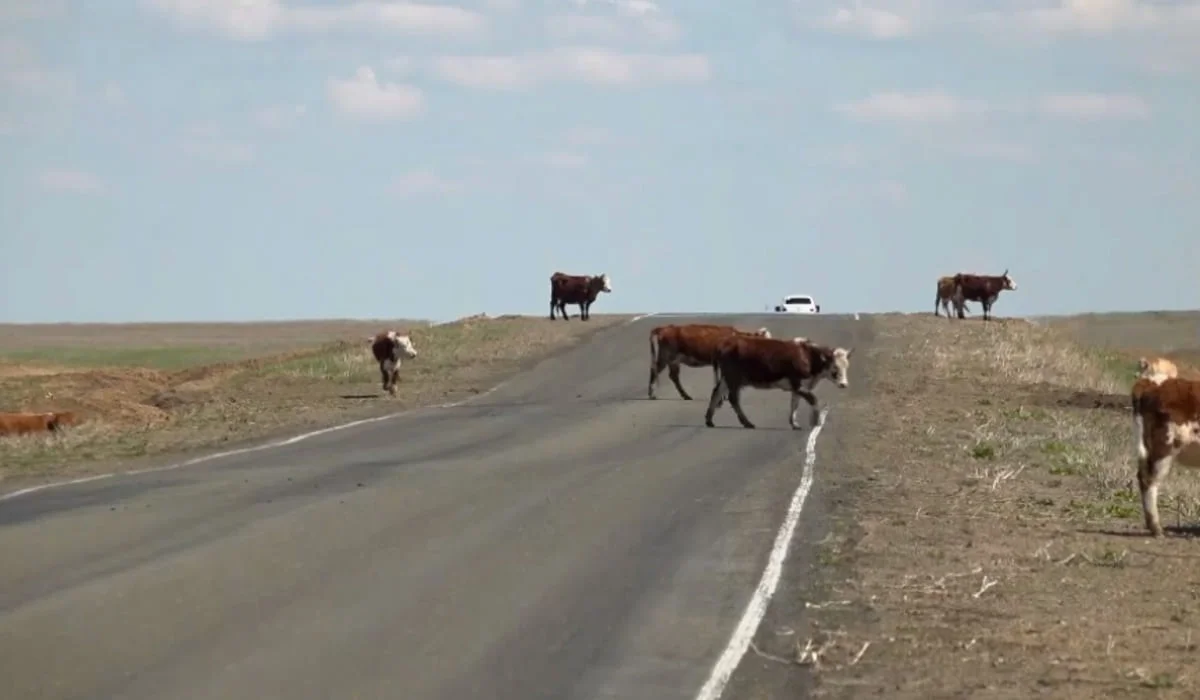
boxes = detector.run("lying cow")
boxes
[705,335,854,430]
[648,323,771,400]
[369,330,419,396]
[0,411,80,437]
[1131,374,1200,537]
[550,271,612,321]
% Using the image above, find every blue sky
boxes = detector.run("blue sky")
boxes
[2,0,1197,323]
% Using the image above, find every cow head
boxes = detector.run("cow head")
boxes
[391,333,418,360]
[596,273,612,293]
[1137,356,1178,384]
[825,347,854,389]
[1000,269,1017,291]
[754,327,772,338]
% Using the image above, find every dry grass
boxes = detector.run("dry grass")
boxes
[0,314,630,487]
[767,313,1200,699]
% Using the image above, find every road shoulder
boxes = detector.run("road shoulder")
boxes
[725,313,1200,699]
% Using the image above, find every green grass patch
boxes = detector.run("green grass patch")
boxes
[0,346,255,370]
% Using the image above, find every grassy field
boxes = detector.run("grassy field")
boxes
[0,314,631,488]
[743,310,1200,699]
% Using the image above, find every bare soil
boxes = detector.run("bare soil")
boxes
[741,311,1200,699]
[0,314,631,490]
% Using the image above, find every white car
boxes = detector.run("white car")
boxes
[773,294,820,314]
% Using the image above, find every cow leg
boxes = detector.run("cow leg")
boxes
[378,362,390,393]
[579,302,588,320]
[667,363,692,400]
[559,301,570,320]
[1138,453,1173,538]
[727,385,755,429]
[550,296,557,320]
[704,376,730,427]
[800,389,821,427]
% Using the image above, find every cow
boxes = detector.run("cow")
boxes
[1130,375,1200,537]
[647,324,772,400]
[550,271,612,321]
[0,411,79,437]
[951,269,1017,321]
[705,335,854,430]
[369,330,419,396]
[1137,356,1179,383]
[934,275,971,318]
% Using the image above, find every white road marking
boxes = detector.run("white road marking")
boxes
[1,313,660,504]
[693,408,828,700]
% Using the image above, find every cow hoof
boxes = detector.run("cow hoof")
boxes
[705,419,715,428]
[741,423,756,430]
[681,395,693,401]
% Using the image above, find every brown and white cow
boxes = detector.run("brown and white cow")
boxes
[934,274,971,318]
[0,411,80,437]
[550,271,612,321]
[705,335,854,430]
[647,323,772,400]
[1131,375,1200,537]
[951,269,1017,321]
[369,330,419,396]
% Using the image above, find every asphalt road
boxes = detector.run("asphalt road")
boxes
[0,313,871,700]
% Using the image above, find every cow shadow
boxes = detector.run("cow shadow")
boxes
[1079,524,1200,540]
[653,423,808,432]
[338,393,382,400]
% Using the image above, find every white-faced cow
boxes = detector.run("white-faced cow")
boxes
[1131,375,1200,537]
[647,323,772,400]
[934,274,971,318]
[951,269,1017,321]
[369,330,419,396]
[705,335,854,430]
[550,271,612,321]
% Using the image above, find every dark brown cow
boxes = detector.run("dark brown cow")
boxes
[1131,375,1200,537]
[647,323,772,400]
[705,335,854,430]
[934,274,970,318]
[0,411,80,437]
[369,330,419,396]
[951,269,1017,321]
[549,271,612,321]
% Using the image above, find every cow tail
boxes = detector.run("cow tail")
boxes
[649,329,660,369]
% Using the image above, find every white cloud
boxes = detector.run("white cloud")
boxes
[0,0,67,21]
[874,180,908,205]
[546,0,681,43]
[835,90,988,122]
[327,66,424,120]
[1015,0,1197,35]
[562,126,614,146]
[817,5,913,39]
[253,103,307,129]
[432,47,709,89]
[102,83,126,106]
[954,142,1038,163]
[0,36,74,101]
[540,150,589,168]
[389,170,461,197]
[181,138,256,164]
[142,0,486,41]
[36,168,104,193]
[1038,92,1150,119]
